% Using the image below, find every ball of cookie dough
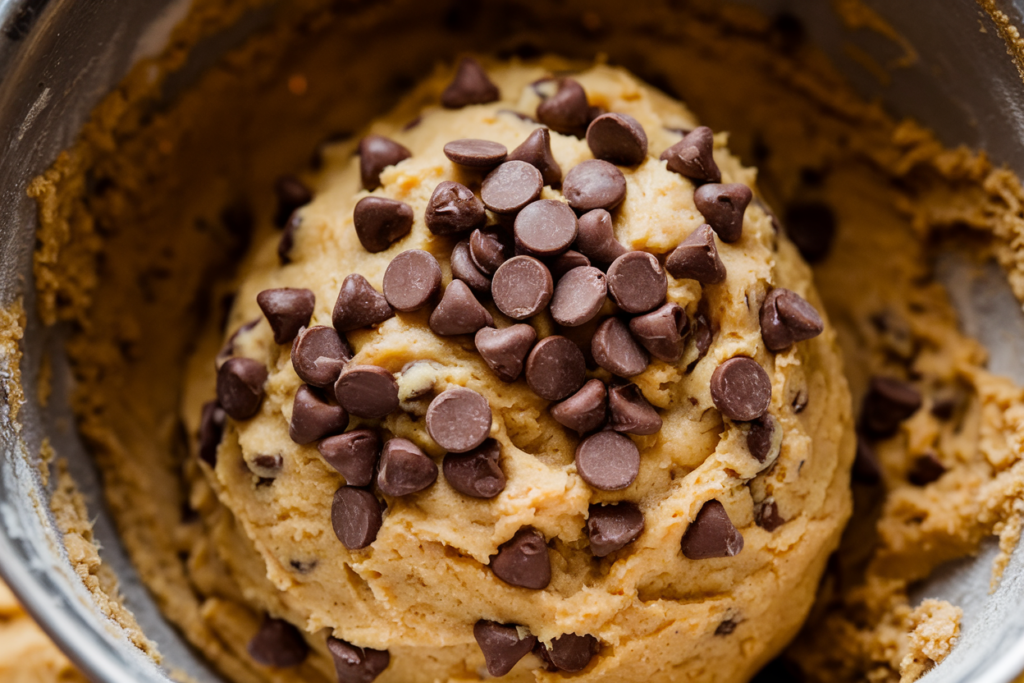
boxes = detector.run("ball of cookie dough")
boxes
[191,58,854,683]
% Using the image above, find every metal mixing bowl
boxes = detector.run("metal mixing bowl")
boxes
[2,1,1024,681]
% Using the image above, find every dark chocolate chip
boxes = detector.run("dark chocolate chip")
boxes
[689,312,713,370]
[475,325,537,382]
[629,303,689,363]
[514,200,578,257]
[490,527,551,589]
[451,239,492,295]
[292,325,352,388]
[551,379,607,434]
[319,429,381,487]
[441,57,500,109]
[746,414,776,463]
[715,619,738,636]
[507,128,562,187]
[665,224,727,284]
[660,126,721,183]
[548,250,591,281]
[198,401,226,467]
[694,183,752,243]
[443,438,506,498]
[481,161,544,215]
[470,228,513,275]
[274,175,312,228]
[783,202,836,264]
[587,113,648,166]
[491,256,554,320]
[358,135,412,191]
[550,266,606,327]
[257,288,315,344]
[426,386,492,453]
[525,336,586,401]
[588,501,644,557]
[332,274,394,332]
[710,357,772,422]
[327,637,390,683]
[606,251,667,314]
[756,499,786,532]
[278,211,300,264]
[429,280,494,335]
[334,365,399,420]
[353,196,414,253]
[444,139,508,168]
[852,435,882,485]
[217,357,268,420]
[425,181,487,235]
[592,317,648,377]
[536,78,590,134]
[382,250,442,312]
[331,487,383,550]
[563,160,627,213]
[249,453,283,478]
[247,616,308,668]
[541,633,600,672]
[289,385,348,444]
[377,438,438,497]
[681,500,744,559]
[575,430,640,491]
[760,288,824,352]
[908,453,945,486]
[574,209,627,263]
[861,376,922,438]
[607,383,662,435]
[473,621,537,677]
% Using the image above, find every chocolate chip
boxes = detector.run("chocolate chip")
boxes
[548,250,590,281]
[514,200,578,257]
[332,274,394,332]
[551,379,606,434]
[756,499,786,532]
[473,621,537,677]
[608,383,662,435]
[550,266,606,327]
[536,78,589,134]
[665,224,727,284]
[507,128,562,186]
[376,438,438,496]
[629,303,689,363]
[908,453,945,486]
[444,139,508,168]
[426,386,492,452]
[574,209,627,263]
[861,376,922,438]
[441,57,500,109]
[588,501,644,557]
[492,256,553,320]
[587,113,648,166]
[689,312,713,370]
[475,325,536,382]
[327,638,390,683]
[660,126,721,183]
[278,212,300,264]
[289,385,348,444]
[292,325,351,387]
[319,429,381,486]
[250,453,282,478]
[335,365,399,419]
[248,616,308,668]
[382,250,442,312]
[274,175,312,228]
[443,438,506,498]
[715,619,738,636]
[526,336,586,400]
[217,357,267,420]
[451,239,492,295]
[541,634,600,672]
[358,135,412,191]
[694,183,752,243]
[331,487,383,550]
[481,161,544,215]
[710,357,772,422]
[606,251,667,314]
[746,414,777,463]
[575,430,640,491]
[760,288,824,352]
[783,202,836,264]
[425,181,487,235]
[257,288,315,344]
[563,160,627,213]
[592,317,648,377]
[470,228,512,275]
[198,400,225,466]
[681,500,744,559]
[490,527,551,589]
[353,196,414,253]
[429,280,494,335]
[852,435,882,484]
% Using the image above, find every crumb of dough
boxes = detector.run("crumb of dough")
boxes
[0,298,26,424]
[899,599,962,682]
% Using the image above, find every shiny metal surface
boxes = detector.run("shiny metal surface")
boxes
[1,1,1024,682]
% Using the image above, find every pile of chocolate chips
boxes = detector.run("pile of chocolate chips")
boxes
[200,59,828,681]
